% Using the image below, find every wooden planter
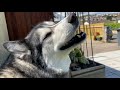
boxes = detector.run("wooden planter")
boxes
[70,60,105,78]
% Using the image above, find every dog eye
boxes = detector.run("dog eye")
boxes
[43,32,52,40]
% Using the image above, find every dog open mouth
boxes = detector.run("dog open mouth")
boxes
[60,32,86,50]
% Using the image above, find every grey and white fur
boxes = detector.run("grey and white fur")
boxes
[0,13,86,78]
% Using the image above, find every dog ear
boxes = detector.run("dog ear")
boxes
[3,40,28,52]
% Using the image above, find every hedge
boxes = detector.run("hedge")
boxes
[105,23,120,30]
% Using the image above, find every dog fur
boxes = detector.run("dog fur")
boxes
[0,13,86,78]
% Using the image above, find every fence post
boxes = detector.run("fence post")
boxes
[103,26,107,43]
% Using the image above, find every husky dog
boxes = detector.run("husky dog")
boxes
[0,13,86,78]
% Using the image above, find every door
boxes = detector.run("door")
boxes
[5,12,54,40]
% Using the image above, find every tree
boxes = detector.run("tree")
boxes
[106,16,113,21]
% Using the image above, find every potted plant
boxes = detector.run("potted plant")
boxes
[69,48,105,78]
[94,32,102,41]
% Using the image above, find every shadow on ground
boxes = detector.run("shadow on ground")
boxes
[105,66,120,78]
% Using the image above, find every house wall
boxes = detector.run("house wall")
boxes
[0,12,9,66]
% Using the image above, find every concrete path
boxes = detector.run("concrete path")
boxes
[90,50,120,78]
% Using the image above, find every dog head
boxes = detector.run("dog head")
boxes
[52,13,86,53]
[3,13,86,73]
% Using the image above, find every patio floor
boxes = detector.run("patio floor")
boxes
[91,50,120,78]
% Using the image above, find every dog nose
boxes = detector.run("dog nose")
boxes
[68,13,77,23]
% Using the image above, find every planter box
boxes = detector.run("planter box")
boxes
[70,60,105,78]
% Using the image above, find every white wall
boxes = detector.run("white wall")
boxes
[0,12,9,66]
[0,12,9,42]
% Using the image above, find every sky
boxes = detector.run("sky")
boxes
[82,12,119,14]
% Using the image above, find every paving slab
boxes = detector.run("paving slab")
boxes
[91,50,120,78]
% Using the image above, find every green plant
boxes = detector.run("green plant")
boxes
[69,48,89,65]
[106,16,113,21]
[105,23,120,30]
[94,32,102,41]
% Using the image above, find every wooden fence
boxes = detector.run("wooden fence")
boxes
[77,23,105,40]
